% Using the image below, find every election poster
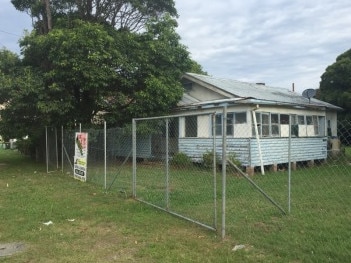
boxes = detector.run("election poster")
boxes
[74,132,88,182]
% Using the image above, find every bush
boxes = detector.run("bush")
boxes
[171,152,192,167]
[227,152,242,174]
[202,150,220,169]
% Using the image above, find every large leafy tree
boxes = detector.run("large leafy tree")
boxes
[11,0,178,34]
[318,49,351,120]
[1,0,205,157]
[0,49,47,156]
[19,16,192,126]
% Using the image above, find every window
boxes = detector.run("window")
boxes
[214,112,247,136]
[252,112,270,137]
[234,112,247,124]
[280,114,289,124]
[185,116,197,137]
[226,113,234,136]
[215,114,222,136]
[252,112,261,136]
[313,116,318,135]
[271,114,279,136]
[262,113,270,137]
[306,116,313,125]
[215,113,234,136]
[298,115,305,125]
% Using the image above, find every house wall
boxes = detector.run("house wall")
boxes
[178,137,328,167]
[113,135,152,159]
[186,82,229,101]
[248,137,327,166]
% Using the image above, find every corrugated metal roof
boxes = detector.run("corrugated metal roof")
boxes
[182,73,341,110]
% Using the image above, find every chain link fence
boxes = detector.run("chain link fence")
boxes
[132,111,351,241]
[45,115,351,242]
[56,124,132,193]
[45,126,59,173]
[132,113,218,231]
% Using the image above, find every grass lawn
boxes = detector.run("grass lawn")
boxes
[1,149,351,262]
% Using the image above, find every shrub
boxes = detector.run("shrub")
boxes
[202,150,220,169]
[171,152,192,167]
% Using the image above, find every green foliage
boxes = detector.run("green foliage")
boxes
[318,48,351,119]
[202,150,220,169]
[227,152,241,167]
[4,0,205,158]
[16,16,192,126]
[171,152,192,167]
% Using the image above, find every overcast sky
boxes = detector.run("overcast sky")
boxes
[1,0,351,93]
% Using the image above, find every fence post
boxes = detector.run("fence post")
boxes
[61,126,64,173]
[55,127,59,170]
[222,106,227,239]
[104,121,107,190]
[132,119,136,198]
[165,118,170,210]
[45,126,49,173]
[212,113,217,230]
[288,115,292,213]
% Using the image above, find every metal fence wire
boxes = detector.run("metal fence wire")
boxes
[132,112,351,239]
[48,115,351,240]
[61,124,132,194]
[132,113,218,231]
[45,126,59,173]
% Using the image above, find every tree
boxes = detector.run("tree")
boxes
[2,1,205,158]
[318,49,351,120]
[0,48,48,156]
[18,15,193,126]
[11,0,177,33]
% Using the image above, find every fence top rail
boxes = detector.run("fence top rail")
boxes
[133,112,217,122]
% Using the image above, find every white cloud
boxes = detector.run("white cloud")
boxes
[175,0,351,92]
[1,1,351,93]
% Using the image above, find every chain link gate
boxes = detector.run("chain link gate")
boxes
[132,113,218,231]
[132,109,289,237]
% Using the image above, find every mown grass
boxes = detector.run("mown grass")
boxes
[1,149,351,262]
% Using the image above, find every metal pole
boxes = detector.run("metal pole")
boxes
[288,115,292,213]
[55,127,59,170]
[165,119,170,210]
[132,119,137,198]
[104,121,107,190]
[221,106,227,239]
[212,113,217,230]
[61,126,64,173]
[45,126,49,173]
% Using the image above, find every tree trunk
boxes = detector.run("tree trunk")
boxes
[42,0,52,32]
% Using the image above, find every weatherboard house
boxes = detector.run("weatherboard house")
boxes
[169,73,341,174]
